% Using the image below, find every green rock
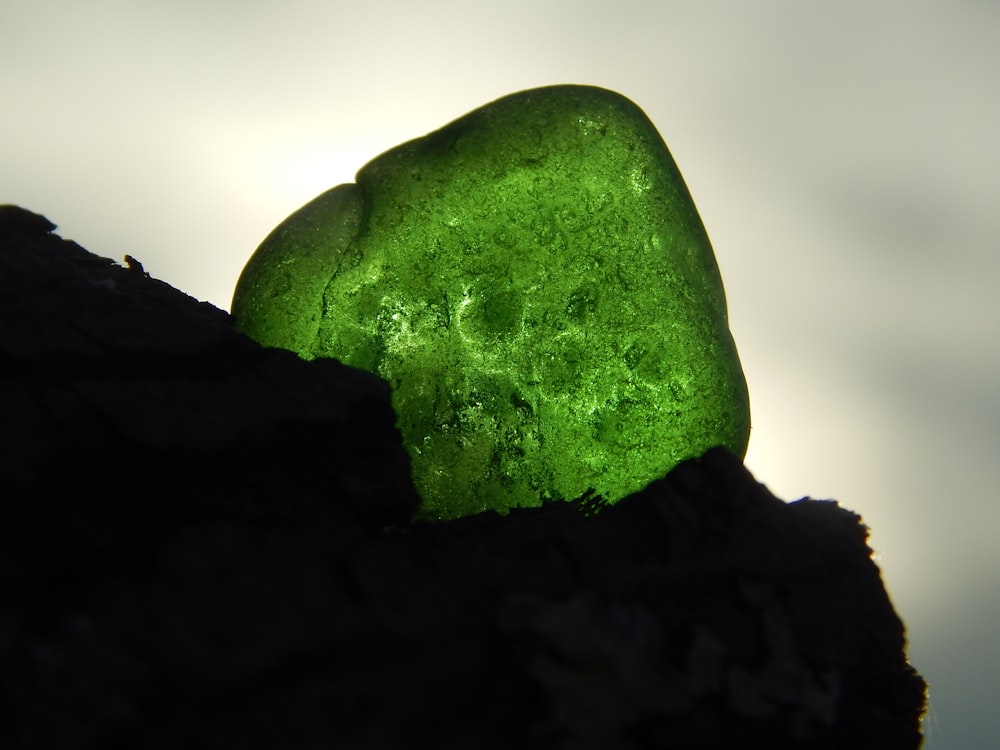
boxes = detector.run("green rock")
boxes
[232,85,750,520]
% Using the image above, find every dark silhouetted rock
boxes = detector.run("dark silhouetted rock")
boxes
[0,206,925,749]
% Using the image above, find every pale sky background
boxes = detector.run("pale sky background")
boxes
[3,1,998,746]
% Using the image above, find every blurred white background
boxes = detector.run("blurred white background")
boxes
[3,1,998,746]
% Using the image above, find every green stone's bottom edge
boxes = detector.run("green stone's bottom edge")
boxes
[407,444,751,523]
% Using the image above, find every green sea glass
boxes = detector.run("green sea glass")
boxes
[232,85,749,520]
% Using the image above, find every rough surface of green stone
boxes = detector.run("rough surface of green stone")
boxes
[232,85,750,520]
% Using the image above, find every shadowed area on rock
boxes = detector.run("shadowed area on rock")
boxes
[0,206,924,749]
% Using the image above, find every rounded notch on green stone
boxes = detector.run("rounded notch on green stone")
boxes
[232,85,750,520]
[232,183,365,355]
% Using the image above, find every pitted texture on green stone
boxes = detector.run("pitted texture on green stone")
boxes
[232,85,750,520]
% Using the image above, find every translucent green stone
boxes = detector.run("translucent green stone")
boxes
[232,85,750,520]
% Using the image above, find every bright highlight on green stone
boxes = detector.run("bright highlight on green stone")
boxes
[232,85,750,520]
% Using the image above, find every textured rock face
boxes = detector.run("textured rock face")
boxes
[232,85,750,519]
[0,207,926,749]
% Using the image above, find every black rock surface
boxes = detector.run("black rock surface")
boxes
[0,206,925,749]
